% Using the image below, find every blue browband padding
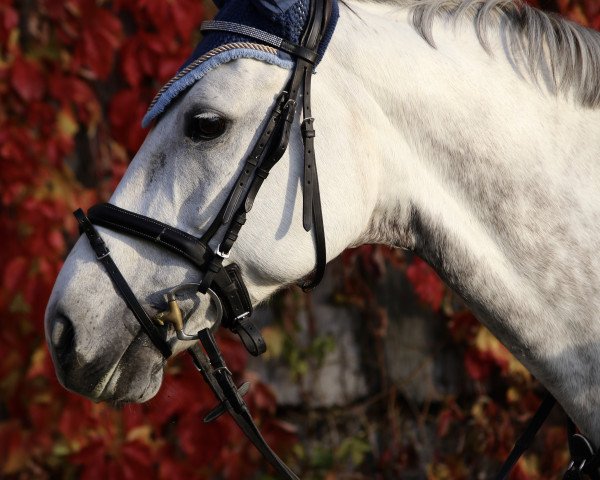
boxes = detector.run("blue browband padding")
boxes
[142,0,339,127]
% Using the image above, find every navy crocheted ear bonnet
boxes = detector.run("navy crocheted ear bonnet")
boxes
[142,0,339,127]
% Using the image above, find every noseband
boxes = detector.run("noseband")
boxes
[73,0,332,478]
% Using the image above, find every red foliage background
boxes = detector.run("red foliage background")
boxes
[1,0,598,478]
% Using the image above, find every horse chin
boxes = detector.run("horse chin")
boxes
[93,349,165,405]
[99,365,164,406]
[55,333,166,405]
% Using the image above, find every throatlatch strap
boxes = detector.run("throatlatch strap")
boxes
[73,209,172,358]
[302,161,327,291]
[299,58,327,291]
[301,69,316,232]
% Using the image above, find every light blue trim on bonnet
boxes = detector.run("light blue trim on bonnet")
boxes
[142,50,294,128]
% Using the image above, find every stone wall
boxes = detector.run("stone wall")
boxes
[249,258,468,407]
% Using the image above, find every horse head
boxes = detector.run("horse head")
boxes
[43,0,375,404]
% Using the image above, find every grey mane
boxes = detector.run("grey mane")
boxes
[363,0,600,107]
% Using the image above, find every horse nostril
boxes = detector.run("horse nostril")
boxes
[50,313,75,369]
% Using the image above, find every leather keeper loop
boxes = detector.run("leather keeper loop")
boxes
[231,318,266,357]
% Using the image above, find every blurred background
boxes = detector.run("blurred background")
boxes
[1,0,599,478]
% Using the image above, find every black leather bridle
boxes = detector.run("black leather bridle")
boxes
[73,1,333,478]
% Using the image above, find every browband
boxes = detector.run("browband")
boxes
[201,20,320,64]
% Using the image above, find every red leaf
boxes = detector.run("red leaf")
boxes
[2,5,18,31]
[177,409,235,468]
[262,418,298,454]
[170,0,203,41]
[217,334,248,374]
[3,257,28,294]
[120,39,143,87]
[58,395,101,443]
[447,311,479,341]
[121,441,154,480]
[406,257,445,311]
[437,408,455,437]
[159,455,201,480]
[0,420,27,475]
[73,2,123,80]
[246,381,277,415]
[122,404,146,433]
[108,89,147,153]
[70,441,110,480]
[464,348,492,381]
[0,4,18,45]
[146,364,213,427]
[11,57,45,102]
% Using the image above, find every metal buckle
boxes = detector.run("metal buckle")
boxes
[213,366,232,377]
[96,249,110,260]
[275,91,289,111]
[214,244,230,259]
[564,434,597,480]
[301,117,316,138]
[564,460,586,480]
[153,284,223,341]
[234,311,251,321]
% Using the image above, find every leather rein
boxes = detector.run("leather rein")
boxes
[71,0,600,477]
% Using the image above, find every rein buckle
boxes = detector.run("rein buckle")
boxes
[203,381,251,423]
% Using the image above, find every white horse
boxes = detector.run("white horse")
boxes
[46,0,600,449]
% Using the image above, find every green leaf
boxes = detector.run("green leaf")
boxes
[310,446,334,469]
[334,436,371,467]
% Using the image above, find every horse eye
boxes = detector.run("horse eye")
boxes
[186,111,227,141]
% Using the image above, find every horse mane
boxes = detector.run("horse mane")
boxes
[356,0,600,107]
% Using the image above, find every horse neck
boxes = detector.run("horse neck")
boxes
[329,1,600,441]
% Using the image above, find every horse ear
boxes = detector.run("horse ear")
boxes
[250,0,298,15]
